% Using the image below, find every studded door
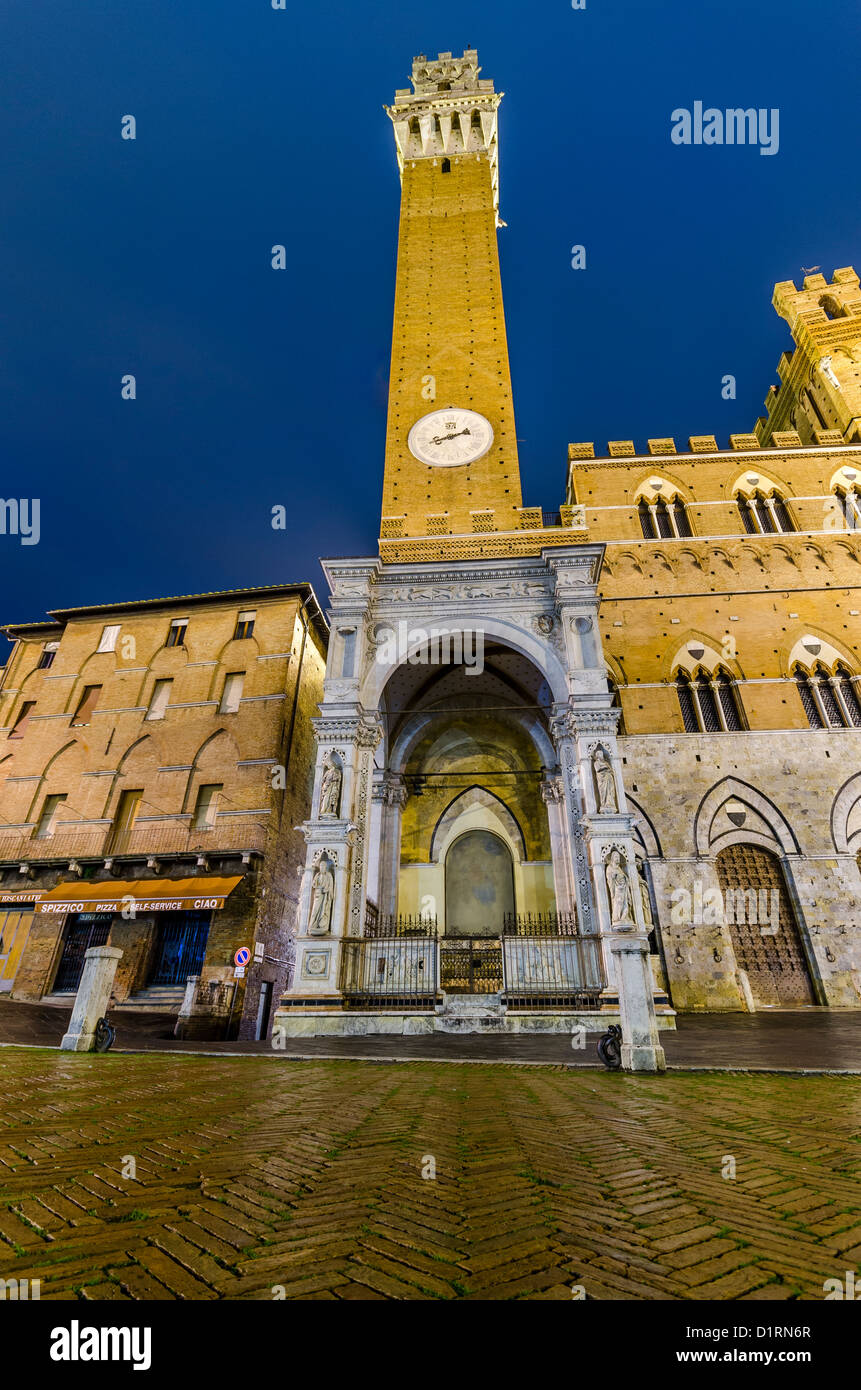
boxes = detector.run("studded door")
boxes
[715,845,816,1006]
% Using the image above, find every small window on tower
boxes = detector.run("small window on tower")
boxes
[441,158,451,173]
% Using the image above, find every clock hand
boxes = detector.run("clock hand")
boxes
[431,428,472,445]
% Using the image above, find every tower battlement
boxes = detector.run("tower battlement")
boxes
[758,266,861,447]
[386,47,501,202]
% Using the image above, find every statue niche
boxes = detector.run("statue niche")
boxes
[319,755,342,818]
[308,855,336,935]
[592,744,618,813]
[605,849,634,926]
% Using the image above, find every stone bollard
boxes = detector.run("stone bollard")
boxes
[60,946,123,1052]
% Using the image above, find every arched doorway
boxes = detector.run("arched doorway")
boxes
[445,830,514,937]
[715,844,816,1006]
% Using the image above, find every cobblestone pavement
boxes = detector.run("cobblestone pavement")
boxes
[0,1052,859,1301]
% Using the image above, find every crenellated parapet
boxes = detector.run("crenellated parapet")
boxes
[756,267,861,447]
[385,49,501,211]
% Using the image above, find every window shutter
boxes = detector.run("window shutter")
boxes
[220,672,244,713]
[146,679,172,721]
[71,685,102,726]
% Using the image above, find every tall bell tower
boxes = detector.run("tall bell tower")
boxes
[381,50,523,550]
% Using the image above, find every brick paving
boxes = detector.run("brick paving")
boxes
[0,1051,859,1300]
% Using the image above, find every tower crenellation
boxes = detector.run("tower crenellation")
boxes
[385,49,501,211]
[757,266,861,446]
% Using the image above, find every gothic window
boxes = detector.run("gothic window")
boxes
[441,157,451,173]
[676,667,744,733]
[794,669,824,728]
[638,494,692,539]
[834,486,861,530]
[736,490,795,534]
[836,665,861,726]
[715,671,744,731]
[676,672,699,731]
[795,662,861,729]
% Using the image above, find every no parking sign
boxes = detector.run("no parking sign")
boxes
[234,946,250,977]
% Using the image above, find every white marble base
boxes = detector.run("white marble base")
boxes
[272,1006,677,1037]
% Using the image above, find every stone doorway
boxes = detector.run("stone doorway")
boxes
[715,844,816,1006]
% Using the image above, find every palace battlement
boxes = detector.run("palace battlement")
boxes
[566,429,854,465]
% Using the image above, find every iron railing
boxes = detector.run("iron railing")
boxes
[340,934,438,1008]
[503,912,578,936]
[364,913,439,939]
[502,913,604,1009]
[0,819,269,864]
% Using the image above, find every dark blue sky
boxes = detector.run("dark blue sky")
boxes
[1,0,859,650]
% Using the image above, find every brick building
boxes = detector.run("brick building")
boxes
[0,584,327,1039]
[566,268,861,1012]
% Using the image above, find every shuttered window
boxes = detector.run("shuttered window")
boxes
[145,679,172,721]
[193,784,222,829]
[71,685,102,726]
[34,794,66,840]
[9,701,36,739]
[219,672,244,714]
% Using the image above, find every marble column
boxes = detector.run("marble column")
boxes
[552,703,665,1071]
[290,708,383,999]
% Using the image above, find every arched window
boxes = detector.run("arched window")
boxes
[638,494,692,539]
[736,490,795,535]
[676,668,744,733]
[834,485,861,530]
[715,670,744,731]
[441,157,451,173]
[795,662,861,729]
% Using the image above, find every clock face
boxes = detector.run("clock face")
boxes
[407,407,494,467]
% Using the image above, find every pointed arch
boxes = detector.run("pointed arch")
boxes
[694,777,800,857]
[429,785,526,865]
[626,793,663,858]
[831,772,861,853]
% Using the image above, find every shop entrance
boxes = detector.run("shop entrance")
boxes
[148,911,211,987]
[53,914,112,993]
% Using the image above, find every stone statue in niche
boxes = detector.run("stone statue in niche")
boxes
[319,756,342,818]
[636,859,653,927]
[308,856,335,935]
[605,849,634,926]
[592,744,618,813]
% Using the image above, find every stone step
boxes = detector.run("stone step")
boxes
[435,992,505,1032]
[115,986,185,1012]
